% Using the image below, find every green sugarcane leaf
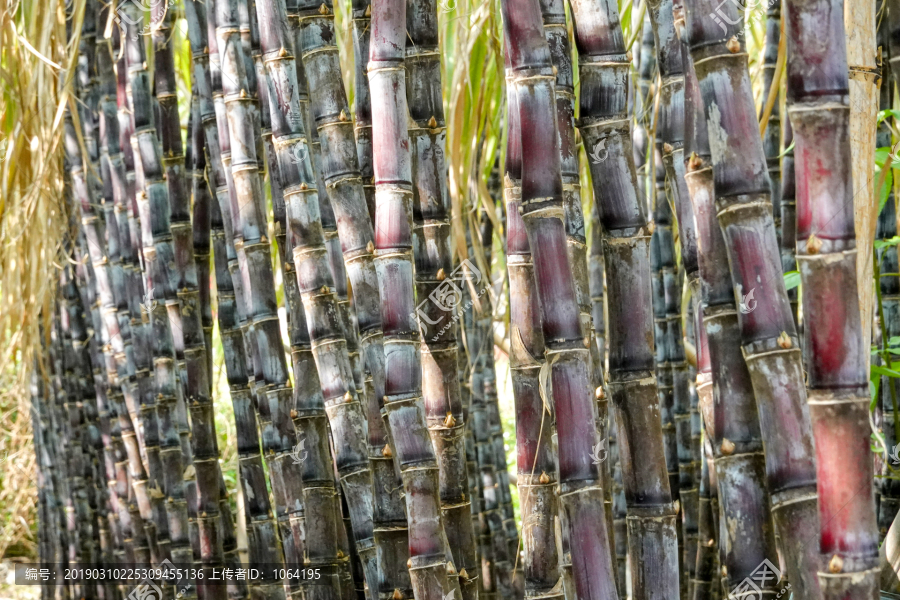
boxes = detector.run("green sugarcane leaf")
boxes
[872,365,900,378]
[875,236,900,250]
[783,270,800,290]
[777,141,794,159]
[878,109,900,123]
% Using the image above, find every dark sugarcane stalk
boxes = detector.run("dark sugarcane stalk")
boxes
[180,6,288,598]
[149,0,228,587]
[682,33,781,600]
[478,206,520,574]
[644,2,702,588]
[761,1,782,248]
[368,0,466,595]
[468,206,516,600]
[780,116,799,327]
[567,0,680,597]
[67,45,160,577]
[117,1,196,572]
[535,0,614,578]
[253,3,382,598]
[504,80,564,600]
[403,0,480,590]
[589,197,627,594]
[876,11,900,536]
[682,1,822,597]
[784,0,880,595]
[502,2,621,599]
[351,0,376,223]
[692,436,719,600]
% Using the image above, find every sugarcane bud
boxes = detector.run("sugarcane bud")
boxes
[261,235,268,244]
[674,499,680,514]
[647,221,656,234]
[721,566,728,577]
[688,152,703,171]
[339,109,349,122]
[707,538,715,547]
[300,182,309,190]
[626,51,633,62]
[428,116,438,129]
[443,412,456,428]
[279,47,289,57]
[447,562,456,574]
[806,233,822,255]
[459,568,469,580]
[290,409,298,419]
[406,558,412,569]
[344,391,353,403]
[319,3,329,14]
[382,444,393,458]
[320,285,329,295]
[392,590,403,600]
[663,142,674,155]
[583,337,591,348]
[551,65,558,76]
[336,549,345,559]
[539,471,550,484]
[203,46,209,54]
[828,554,843,573]
[184,464,195,479]
[595,386,605,400]
[720,438,735,455]
[436,268,446,281]
[777,331,792,349]
[240,88,248,98]
[726,36,740,53]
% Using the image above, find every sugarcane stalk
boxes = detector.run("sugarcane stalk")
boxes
[502,2,622,598]
[567,0,680,596]
[368,0,462,595]
[683,1,823,597]
[504,79,564,600]
[148,0,228,589]
[402,0,481,591]
[254,3,381,598]
[784,0,880,595]
[680,25,783,599]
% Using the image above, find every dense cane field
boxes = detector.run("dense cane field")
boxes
[4,0,900,599]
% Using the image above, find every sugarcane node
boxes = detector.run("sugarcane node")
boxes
[828,554,843,573]
[720,438,735,455]
[436,267,446,281]
[777,331,792,349]
[392,589,403,600]
[319,3,329,14]
[595,386,605,400]
[539,471,550,484]
[382,444,393,458]
[726,36,740,53]
[806,233,822,255]
[443,412,456,428]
